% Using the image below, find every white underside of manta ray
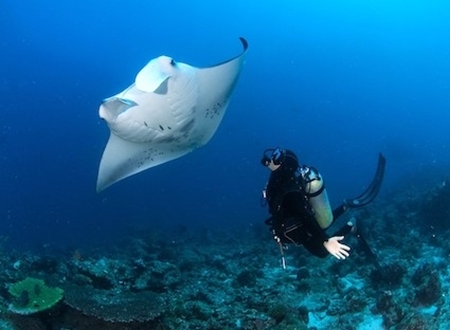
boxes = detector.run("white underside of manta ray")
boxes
[96,38,248,191]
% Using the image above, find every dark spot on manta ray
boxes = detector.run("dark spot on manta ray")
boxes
[144,122,148,127]
[159,125,164,130]
[157,136,177,143]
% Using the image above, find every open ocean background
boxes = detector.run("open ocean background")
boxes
[1,0,449,250]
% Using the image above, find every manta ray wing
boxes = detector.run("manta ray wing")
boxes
[96,38,248,191]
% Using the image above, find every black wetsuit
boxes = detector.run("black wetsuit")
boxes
[265,163,350,258]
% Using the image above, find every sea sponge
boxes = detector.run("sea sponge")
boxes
[8,277,64,315]
[411,263,442,306]
[268,303,289,323]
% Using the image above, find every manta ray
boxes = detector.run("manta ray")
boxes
[96,38,248,191]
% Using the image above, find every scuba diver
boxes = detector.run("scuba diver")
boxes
[261,147,386,267]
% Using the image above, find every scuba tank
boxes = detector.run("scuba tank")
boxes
[300,166,333,229]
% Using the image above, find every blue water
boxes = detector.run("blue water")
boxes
[1,0,450,249]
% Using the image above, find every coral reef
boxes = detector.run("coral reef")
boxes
[64,284,164,323]
[369,262,407,288]
[0,175,450,328]
[7,277,63,315]
[411,263,443,307]
[375,290,406,328]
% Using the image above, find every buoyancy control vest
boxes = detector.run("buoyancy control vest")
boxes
[264,165,333,230]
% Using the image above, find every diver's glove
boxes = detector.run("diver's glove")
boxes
[323,236,351,260]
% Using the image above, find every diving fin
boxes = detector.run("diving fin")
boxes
[354,221,382,271]
[345,153,386,208]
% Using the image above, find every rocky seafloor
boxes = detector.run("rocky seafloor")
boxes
[0,176,449,330]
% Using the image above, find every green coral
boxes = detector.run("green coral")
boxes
[8,277,64,315]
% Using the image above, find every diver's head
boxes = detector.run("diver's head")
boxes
[261,147,299,172]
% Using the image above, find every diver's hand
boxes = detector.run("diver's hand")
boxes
[323,236,351,259]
